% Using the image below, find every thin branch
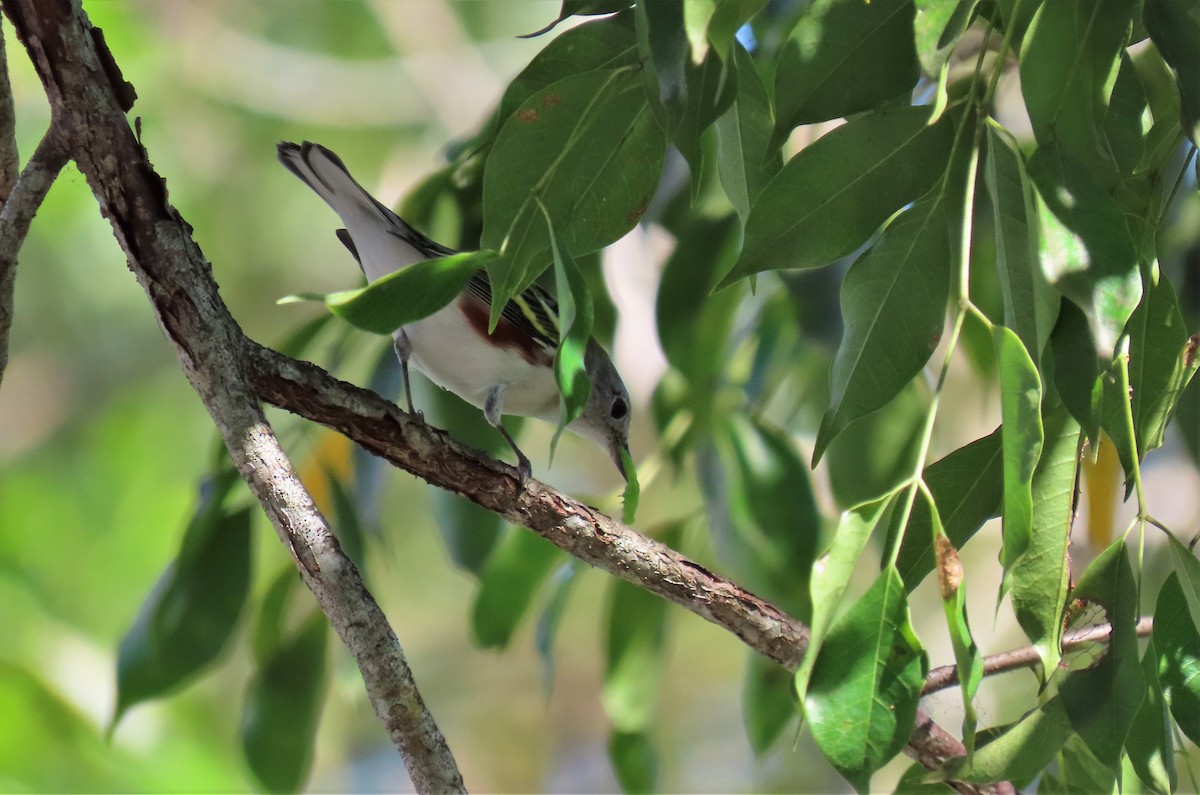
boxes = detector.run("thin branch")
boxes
[4,1,1010,792]
[0,125,68,388]
[3,2,464,792]
[1,13,20,201]
[924,616,1155,696]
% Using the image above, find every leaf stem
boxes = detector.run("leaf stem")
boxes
[885,137,982,569]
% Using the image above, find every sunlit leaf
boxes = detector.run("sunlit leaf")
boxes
[1143,0,1200,143]
[914,0,979,75]
[521,0,633,39]
[1154,572,1200,745]
[706,0,768,59]
[1126,638,1177,794]
[994,326,1044,574]
[805,567,926,793]
[714,42,779,224]
[724,105,954,284]
[241,611,328,794]
[1009,396,1079,681]
[937,697,1072,784]
[1055,735,1118,794]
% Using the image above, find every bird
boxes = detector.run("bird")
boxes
[277,141,631,481]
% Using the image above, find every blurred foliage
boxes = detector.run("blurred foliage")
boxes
[5,0,1200,793]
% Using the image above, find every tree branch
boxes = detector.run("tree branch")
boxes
[3,1,1009,792]
[3,2,463,792]
[923,616,1155,696]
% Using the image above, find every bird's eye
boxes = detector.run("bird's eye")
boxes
[611,397,628,420]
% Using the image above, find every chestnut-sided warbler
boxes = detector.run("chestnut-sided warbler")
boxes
[277,141,631,480]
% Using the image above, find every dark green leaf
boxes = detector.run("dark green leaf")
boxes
[471,530,565,649]
[773,0,920,136]
[1154,572,1200,745]
[1020,0,1137,182]
[742,653,796,755]
[714,42,779,223]
[1143,0,1200,143]
[805,567,927,793]
[608,730,658,794]
[1049,298,1101,438]
[275,312,335,359]
[675,47,738,198]
[640,0,688,122]
[1056,734,1118,794]
[241,612,328,794]
[707,0,768,59]
[814,194,953,462]
[252,566,299,665]
[521,0,633,39]
[984,121,1060,359]
[994,326,1044,572]
[1009,396,1079,680]
[304,250,491,336]
[937,697,1071,784]
[603,574,672,732]
[1104,52,1151,176]
[542,206,594,456]
[1176,370,1200,468]
[914,0,979,75]
[994,0,1042,46]
[894,428,1003,591]
[795,494,893,702]
[114,496,252,723]
[724,105,954,283]
[535,562,582,696]
[1059,539,1144,772]
[482,67,666,312]
[1167,533,1200,630]
[826,381,926,509]
[1127,639,1177,794]
[502,12,639,131]
[325,470,366,573]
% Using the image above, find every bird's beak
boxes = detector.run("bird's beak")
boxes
[609,437,630,482]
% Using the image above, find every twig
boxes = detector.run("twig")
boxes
[3,2,464,792]
[0,126,68,389]
[924,616,1155,696]
[1,14,19,201]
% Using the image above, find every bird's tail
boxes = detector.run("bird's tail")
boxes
[277,141,452,280]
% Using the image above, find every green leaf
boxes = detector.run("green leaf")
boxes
[1167,533,1200,630]
[914,0,979,76]
[1104,52,1151,177]
[324,470,366,573]
[994,326,1044,574]
[826,381,926,509]
[501,12,639,131]
[724,105,954,283]
[814,194,953,462]
[471,530,565,649]
[1056,734,1118,794]
[1143,0,1200,143]
[608,730,658,794]
[1126,639,1177,794]
[1027,142,1141,335]
[619,446,640,525]
[773,0,920,137]
[894,428,1004,591]
[1059,539,1144,772]
[1048,298,1102,438]
[534,561,582,696]
[482,67,666,313]
[805,567,927,793]
[984,121,1060,360]
[1154,572,1200,745]
[1125,273,1195,459]
[742,653,796,755]
[521,0,633,39]
[795,495,893,704]
[639,0,688,125]
[1020,0,1136,183]
[1009,396,1079,680]
[314,250,492,336]
[714,42,779,224]
[425,386,510,575]
[603,573,672,732]
[241,612,328,794]
[994,0,1042,46]
[541,205,594,458]
[717,415,821,618]
[114,488,252,724]
[937,697,1072,784]
[252,565,299,665]
[675,46,738,198]
[706,0,768,59]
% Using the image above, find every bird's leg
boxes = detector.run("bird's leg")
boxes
[484,384,532,483]
[393,332,420,419]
